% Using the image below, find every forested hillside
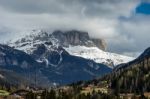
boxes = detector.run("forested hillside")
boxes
[110,47,150,94]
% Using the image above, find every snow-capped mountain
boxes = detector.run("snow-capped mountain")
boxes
[7,30,134,67]
[1,29,135,86]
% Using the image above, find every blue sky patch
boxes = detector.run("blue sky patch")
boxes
[136,2,150,15]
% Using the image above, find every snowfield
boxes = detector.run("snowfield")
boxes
[64,45,134,67]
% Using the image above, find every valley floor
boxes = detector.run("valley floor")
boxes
[1,85,150,99]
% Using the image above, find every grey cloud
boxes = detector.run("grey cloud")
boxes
[0,0,149,57]
[107,14,150,57]
[142,0,150,3]
[0,0,139,18]
[0,0,69,14]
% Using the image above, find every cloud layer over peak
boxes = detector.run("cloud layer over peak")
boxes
[0,0,149,57]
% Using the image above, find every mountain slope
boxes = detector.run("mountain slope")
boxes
[69,47,150,96]
[7,30,134,67]
[109,47,150,94]
[40,50,112,84]
[0,44,49,87]
[0,44,112,87]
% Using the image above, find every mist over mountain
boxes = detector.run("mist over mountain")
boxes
[0,0,150,57]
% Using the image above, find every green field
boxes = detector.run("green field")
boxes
[0,90,9,96]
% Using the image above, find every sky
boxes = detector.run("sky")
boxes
[0,0,150,57]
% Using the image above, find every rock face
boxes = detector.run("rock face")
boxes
[52,30,107,51]
[91,39,107,51]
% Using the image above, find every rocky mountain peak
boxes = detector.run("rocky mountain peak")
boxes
[10,30,106,51]
[52,30,107,51]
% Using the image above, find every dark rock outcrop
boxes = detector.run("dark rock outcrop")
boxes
[52,30,107,50]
